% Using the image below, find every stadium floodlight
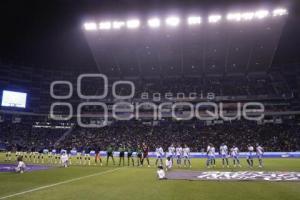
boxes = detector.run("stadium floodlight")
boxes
[112,21,125,29]
[273,8,288,16]
[83,22,97,31]
[126,19,140,29]
[255,10,269,19]
[227,13,241,21]
[148,18,161,28]
[165,16,180,27]
[241,12,254,20]
[99,21,111,30]
[187,16,202,25]
[208,15,222,23]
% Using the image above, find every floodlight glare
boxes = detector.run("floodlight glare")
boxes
[255,10,269,19]
[165,16,180,27]
[227,13,241,21]
[126,19,140,29]
[83,22,97,31]
[208,15,222,23]
[99,21,111,30]
[112,21,125,29]
[273,8,288,16]
[241,12,254,20]
[148,18,161,28]
[187,16,202,25]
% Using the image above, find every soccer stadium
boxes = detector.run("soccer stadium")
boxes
[0,0,300,199]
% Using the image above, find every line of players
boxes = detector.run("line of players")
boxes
[4,143,264,169]
[208,143,264,168]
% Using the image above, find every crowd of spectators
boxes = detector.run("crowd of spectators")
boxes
[1,118,299,152]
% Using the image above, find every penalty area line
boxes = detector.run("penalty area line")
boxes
[0,167,123,200]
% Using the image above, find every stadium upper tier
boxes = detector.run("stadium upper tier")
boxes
[0,63,299,113]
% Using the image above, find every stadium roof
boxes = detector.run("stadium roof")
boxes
[0,0,299,74]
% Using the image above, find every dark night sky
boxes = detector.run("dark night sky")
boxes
[0,0,299,70]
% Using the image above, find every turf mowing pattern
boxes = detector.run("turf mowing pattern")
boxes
[0,153,300,200]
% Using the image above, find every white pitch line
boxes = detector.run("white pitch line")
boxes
[0,167,122,200]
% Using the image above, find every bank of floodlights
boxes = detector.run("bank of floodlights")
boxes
[83,7,288,31]
[187,16,202,25]
[165,16,180,27]
[148,18,161,28]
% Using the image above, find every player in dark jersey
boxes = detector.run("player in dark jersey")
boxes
[141,143,150,167]
[106,145,115,166]
[136,144,143,167]
[118,144,125,166]
[127,144,134,166]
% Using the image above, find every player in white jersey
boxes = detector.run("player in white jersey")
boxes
[15,156,26,173]
[220,143,229,168]
[60,152,69,167]
[183,144,191,168]
[206,144,212,168]
[168,144,175,163]
[155,146,164,166]
[231,146,241,168]
[175,144,183,167]
[207,144,216,168]
[247,144,254,168]
[256,144,264,168]
[165,156,173,171]
[157,166,166,180]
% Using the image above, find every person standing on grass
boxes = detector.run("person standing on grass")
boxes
[141,143,150,167]
[175,144,183,167]
[95,149,103,166]
[155,145,164,166]
[231,145,241,168]
[183,144,191,168]
[127,144,135,166]
[136,144,143,167]
[106,145,115,166]
[256,144,264,168]
[247,144,254,168]
[118,144,125,166]
[220,143,229,168]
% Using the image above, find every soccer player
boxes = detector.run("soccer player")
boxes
[76,151,82,165]
[15,156,26,174]
[5,148,12,162]
[206,144,215,168]
[155,146,164,166]
[168,144,175,163]
[256,144,264,168]
[220,143,229,168]
[247,144,254,168]
[136,144,143,167]
[175,144,183,167]
[60,152,69,168]
[231,145,241,168]
[165,156,172,171]
[141,143,150,167]
[87,149,94,166]
[157,166,167,180]
[106,145,115,166]
[126,144,134,166]
[118,144,125,166]
[95,149,103,166]
[183,144,191,168]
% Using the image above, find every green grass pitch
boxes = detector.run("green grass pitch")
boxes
[0,153,300,200]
